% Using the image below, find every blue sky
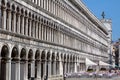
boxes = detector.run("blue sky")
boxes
[82,0,120,41]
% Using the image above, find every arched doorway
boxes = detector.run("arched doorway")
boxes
[0,45,9,80]
[67,54,70,73]
[51,53,55,75]
[63,54,66,74]
[28,49,33,79]
[20,48,26,80]
[41,50,46,79]
[46,51,51,78]
[56,53,59,74]
[11,47,19,80]
[35,50,40,79]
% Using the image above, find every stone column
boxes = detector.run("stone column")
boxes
[46,0,48,11]
[38,0,40,6]
[21,15,24,35]
[39,22,41,39]
[13,11,16,33]
[56,61,59,75]
[24,60,28,80]
[17,12,20,34]
[53,60,56,75]
[35,0,37,4]
[32,19,35,38]
[44,0,46,9]
[59,56,63,75]
[48,0,51,12]
[41,23,44,40]
[25,16,28,36]
[7,9,11,31]
[51,28,53,42]
[43,61,47,78]
[48,60,51,77]
[64,62,67,73]
[29,18,32,36]
[52,0,54,14]
[2,6,6,30]
[53,1,55,14]
[49,27,51,42]
[67,62,70,73]
[74,62,77,73]
[44,25,46,40]
[37,61,41,80]
[16,60,20,80]
[41,0,43,8]
[31,60,35,78]
[36,21,38,39]
[6,59,11,80]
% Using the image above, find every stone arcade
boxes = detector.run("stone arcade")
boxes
[0,0,109,80]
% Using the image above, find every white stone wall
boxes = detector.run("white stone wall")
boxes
[0,0,109,80]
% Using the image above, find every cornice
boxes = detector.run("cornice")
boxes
[68,0,108,35]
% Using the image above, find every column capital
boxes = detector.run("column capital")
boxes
[16,12,21,15]
[7,8,11,12]
[12,57,20,61]
[1,57,11,61]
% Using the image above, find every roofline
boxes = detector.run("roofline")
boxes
[69,0,108,35]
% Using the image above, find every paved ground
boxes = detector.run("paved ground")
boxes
[65,77,120,80]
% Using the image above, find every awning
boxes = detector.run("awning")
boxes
[85,58,97,66]
[99,61,110,66]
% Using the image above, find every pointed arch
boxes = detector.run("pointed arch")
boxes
[0,45,9,80]
[11,46,19,80]
[20,48,26,80]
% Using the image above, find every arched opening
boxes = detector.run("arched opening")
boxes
[11,47,19,80]
[35,50,40,78]
[72,56,75,72]
[66,54,70,73]
[70,55,72,73]
[63,54,66,74]
[20,48,26,80]
[0,45,9,80]
[56,53,59,74]
[41,50,46,79]
[28,49,33,79]
[51,53,55,75]
[46,51,51,78]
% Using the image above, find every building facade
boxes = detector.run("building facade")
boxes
[101,19,112,65]
[112,41,120,68]
[0,0,109,80]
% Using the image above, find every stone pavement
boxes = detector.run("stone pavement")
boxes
[65,77,120,80]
